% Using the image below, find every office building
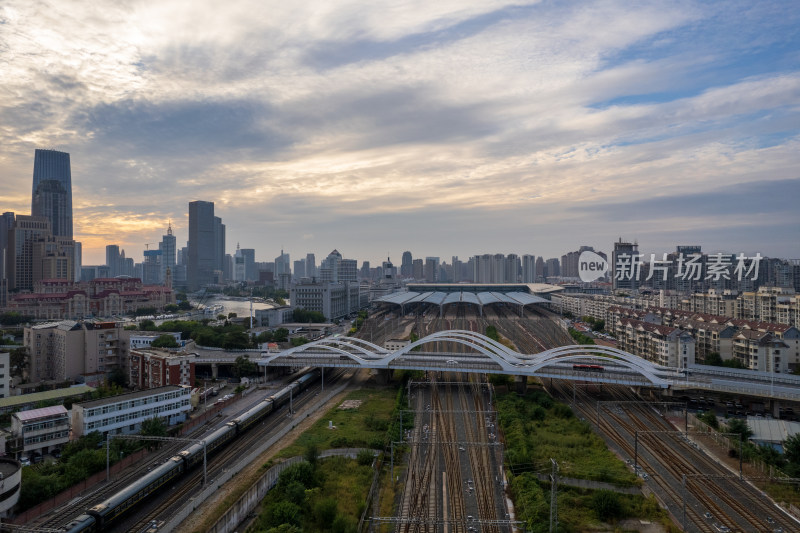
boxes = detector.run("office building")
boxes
[306,253,316,279]
[293,258,306,279]
[290,279,365,321]
[31,149,72,238]
[424,257,440,282]
[412,259,424,280]
[71,386,191,438]
[187,201,218,289]
[612,238,639,292]
[6,215,75,291]
[401,251,413,278]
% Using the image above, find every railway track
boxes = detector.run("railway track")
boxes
[553,380,793,532]
[112,370,348,532]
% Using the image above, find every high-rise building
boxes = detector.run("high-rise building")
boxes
[142,248,162,284]
[612,238,639,292]
[293,258,307,279]
[412,259,424,280]
[0,212,15,280]
[424,257,440,282]
[214,216,225,277]
[401,251,413,278]
[545,258,560,278]
[31,149,73,239]
[522,254,537,283]
[106,245,120,277]
[159,223,176,283]
[306,253,316,279]
[188,201,217,290]
[6,216,51,291]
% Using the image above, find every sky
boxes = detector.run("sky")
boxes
[1,0,799,266]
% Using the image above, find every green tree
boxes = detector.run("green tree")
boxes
[305,444,319,467]
[704,352,723,366]
[264,501,302,528]
[290,337,309,347]
[726,418,753,441]
[140,416,167,440]
[177,300,192,311]
[233,355,258,378]
[108,366,128,388]
[138,319,157,331]
[783,433,800,466]
[698,411,719,429]
[592,490,622,521]
[228,312,238,318]
[273,328,289,342]
[282,480,307,506]
[10,346,28,378]
[151,334,180,348]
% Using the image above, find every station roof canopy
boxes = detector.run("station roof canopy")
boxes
[375,286,550,314]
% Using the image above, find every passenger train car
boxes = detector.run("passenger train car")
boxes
[60,370,320,532]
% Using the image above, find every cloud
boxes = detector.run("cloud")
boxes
[0,0,798,265]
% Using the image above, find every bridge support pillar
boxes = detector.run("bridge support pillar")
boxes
[377,369,393,385]
[515,376,527,395]
[211,363,219,379]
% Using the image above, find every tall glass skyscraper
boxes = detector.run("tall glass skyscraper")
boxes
[32,149,73,238]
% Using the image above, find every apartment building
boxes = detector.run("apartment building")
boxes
[10,405,70,458]
[615,318,695,368]
[672,317,737,364]
[732,330,789,373]
[24,321,127,383]
[128,350,196,389]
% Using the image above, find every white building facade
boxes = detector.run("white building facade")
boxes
[71,385,191,438]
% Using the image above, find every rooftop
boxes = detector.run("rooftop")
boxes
[14,405,68,422]
[0,385,95,410]
[75,385,186,409]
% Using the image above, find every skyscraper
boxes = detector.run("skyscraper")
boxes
[31,149,73,239]
[188,201,217,290]
[159,223,177,283]
[401,251,413,278]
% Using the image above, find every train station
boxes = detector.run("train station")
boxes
[375,283,561,316]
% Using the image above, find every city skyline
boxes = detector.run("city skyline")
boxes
[1,1,799,265]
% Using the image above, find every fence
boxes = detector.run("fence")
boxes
[206,449,375,533]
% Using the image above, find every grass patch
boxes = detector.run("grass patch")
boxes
[497,386,676,532]
[497,387,638,486]
[248,456,373,533]
[276,388,398,458]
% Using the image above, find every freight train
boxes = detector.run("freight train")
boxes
[59,370,320,532]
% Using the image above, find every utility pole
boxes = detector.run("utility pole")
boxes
[549,458,559,533]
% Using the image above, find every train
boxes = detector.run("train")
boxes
[572,364,604,373]
[59,370,320,533]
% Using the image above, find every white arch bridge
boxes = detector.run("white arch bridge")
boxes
[256,330,800,401]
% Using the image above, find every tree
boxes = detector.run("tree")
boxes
[0,311,31,325]
[9,346,28,378]
[151,334,180,348]
[233,356,258,378]
[140,416,167,437]
[704,352,723,366]
[313,498,338,529]
[726,418,753,441]
[783,433,800,465]
[698,411,719,429]
[228,312,237,318]
[264,501,302,528]
[108,366,128,388]
[304,444,319,467]
[139,319,157,331]
[273,328,289,342]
